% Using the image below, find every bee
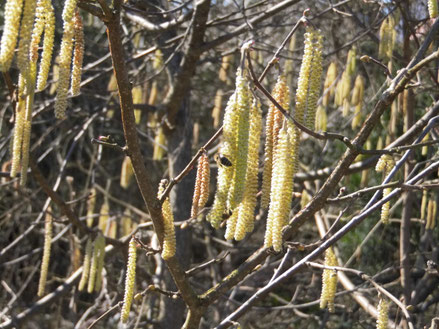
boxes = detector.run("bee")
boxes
[214,153,232,167]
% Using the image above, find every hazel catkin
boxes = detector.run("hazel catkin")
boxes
[121,238,137,323]
[0,0,24,71]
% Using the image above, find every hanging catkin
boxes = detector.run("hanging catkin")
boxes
[376,297,389,329]
[0,0,24,71]
[70,9,84,96]
[121,238,137,323]
[36,0,54,91]
[78,237,93,291]
[158,180,176,260]
[261,75,288,209]
[376,154,395,224]
[37,208,53,296]
[320,247,338,313]
[191,152,210,218]
[429,0,438,18]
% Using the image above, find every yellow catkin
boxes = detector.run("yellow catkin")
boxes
[121,238,137,323]
[78,237,93,291]
[207,91,238,228]
[234,99,262,240]
[86,188,96,227]
[351,75,365,129]
[285,34,296,88]
[36,0,54,91]
[120,156,134,189]
[0,0,24,71]
[300,189,311,209]
[17,0,37,79]
[429,0,439,18]
[261,75,288,209]
[37,208,53,296]
[98,201,110,234]
[376,298,389,329]
[121,209,135,236]
[322,62,337,107]
[132,85,143,124]
[294,27,323,128]
[70,9,84,96]
[212,89,223,129]
[379,16,396,61]
[158,182,176,260]
[315,105,327,131]
[421,190,428,221]
[224,210,238,241]
[335,47,356,111]
[148,81,158,105]
[218,54,232,83]
[30,0,45,64]
[320,247,338,313]
[376,154,395,225]
[264,125,294,251]
[87,234,105,293]
[227,69,251,209]
[10,77,26,177]
[153,49,163,70]
[191,156,203,219]
[153,126,166,160]
[55,1,76,119]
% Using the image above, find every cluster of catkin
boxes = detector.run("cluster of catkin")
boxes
[320,247,338,313]
[263,27,323,252]
[158,180,176,259]
[375,154,395,225]
[78,234,106,293]
[378,16,396,63]
[207,58,263,242]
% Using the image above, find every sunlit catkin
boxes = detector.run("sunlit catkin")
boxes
[120,156,134,189]
[121,238,137,323]
[261,75,288,209]
[227,69,251,209]
[376,297,389,329]
[322,62,337,107]
[37,208,53,296]
[36,0,54,91]
[153,126,166,160]
[234,100,262,240]
[78,237,93,291]
[320,247,338,313]
[87,234,105,293]
[429,0,438,18]
[17,0,37,79]
[191,152,210,218]
[351,75,365,129]
[378,16,396,61]
[10,77,26,178]
[158,181,176,260]
[0,0,24,71]
[207,92,238,228]
[55,1,76,119]
[376,154,395,225]
[70,10,84,96]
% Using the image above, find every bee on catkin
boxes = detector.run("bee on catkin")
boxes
[78,237,93,291]
[376,154,395,225]
[0,0,24,71]
[376,297,389,329]
[70,9,84,96]
[320,247,338,313]
[429,0,439,18]
[121,237,137,323]
[158,180,176,260]
[38,208,53,297]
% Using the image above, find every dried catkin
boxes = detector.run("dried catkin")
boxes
[429,0,438,18]
[376,298,389,329]
[320,247,338,313]
[70,9,84,96]
[121,238,137,323]
[37,208,53,296]
[261,75,288,209]
[78,237,93,291]
[376,154,395,225]
[233,100,262,240]
[36,0,54,91]
[158,181,176,260]
[0,0,24,71]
